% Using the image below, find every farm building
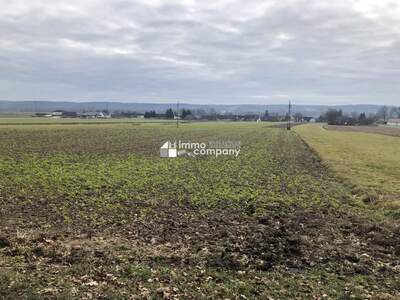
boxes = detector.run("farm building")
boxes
[79,112,111,118]
[51,111,63,117]
[51,111,78,118]
[387,119,400,126]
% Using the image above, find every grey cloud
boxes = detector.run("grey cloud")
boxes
[0,0,399,105]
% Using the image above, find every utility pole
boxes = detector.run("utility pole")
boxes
[176,100,180,128]
[287,100,292,130]
[383,106,387,124]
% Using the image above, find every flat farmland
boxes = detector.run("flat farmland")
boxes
[324,124,400,137]
[295,124,400,215]
[1,122,399,299]
[0,117,176,126]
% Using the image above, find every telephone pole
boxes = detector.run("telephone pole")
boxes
[176,100,180,128]
[287,100,292,130]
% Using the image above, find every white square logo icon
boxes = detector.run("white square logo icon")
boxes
[160,141,177,158]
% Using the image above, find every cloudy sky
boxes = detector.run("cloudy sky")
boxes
[1,0,400,105]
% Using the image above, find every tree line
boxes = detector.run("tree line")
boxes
[320,106,400,125]
[144,108,193,119]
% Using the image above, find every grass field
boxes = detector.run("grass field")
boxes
[0,122,399,299]
[324,124,400,138]
[295,124,400,216]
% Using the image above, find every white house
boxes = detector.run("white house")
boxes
[387,119,400,126]
[79,112,111,118]
[51,111,63,117]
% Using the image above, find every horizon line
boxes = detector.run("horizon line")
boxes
[0,100,392,107]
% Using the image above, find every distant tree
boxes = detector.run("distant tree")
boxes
[165,108,174,119]
[193,109,206,117]
[325,109,343,125]
[144,111,156,118]
[377,106,388,123]
[317,115,326,122]
[358,112,369,125]
[351,111,358,119]
[181,109,187,119]
[181,109,192,119]
[209,108,217,120]
[111,110,140,118]
[223,112,234,120]
[294,112,303,122]
[390,107,399,118]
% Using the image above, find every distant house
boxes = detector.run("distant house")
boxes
[102,112,112,119]
[387,119,400,126]
[303,117,314,122]
[78,111,111,119]
[52,111,63,117]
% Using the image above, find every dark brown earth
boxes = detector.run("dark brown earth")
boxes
[1,124,399,299]
[1,201,400,298]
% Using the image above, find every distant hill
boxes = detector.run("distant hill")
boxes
[0,100,385,117]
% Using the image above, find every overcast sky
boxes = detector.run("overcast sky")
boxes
[0,0,399,105]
